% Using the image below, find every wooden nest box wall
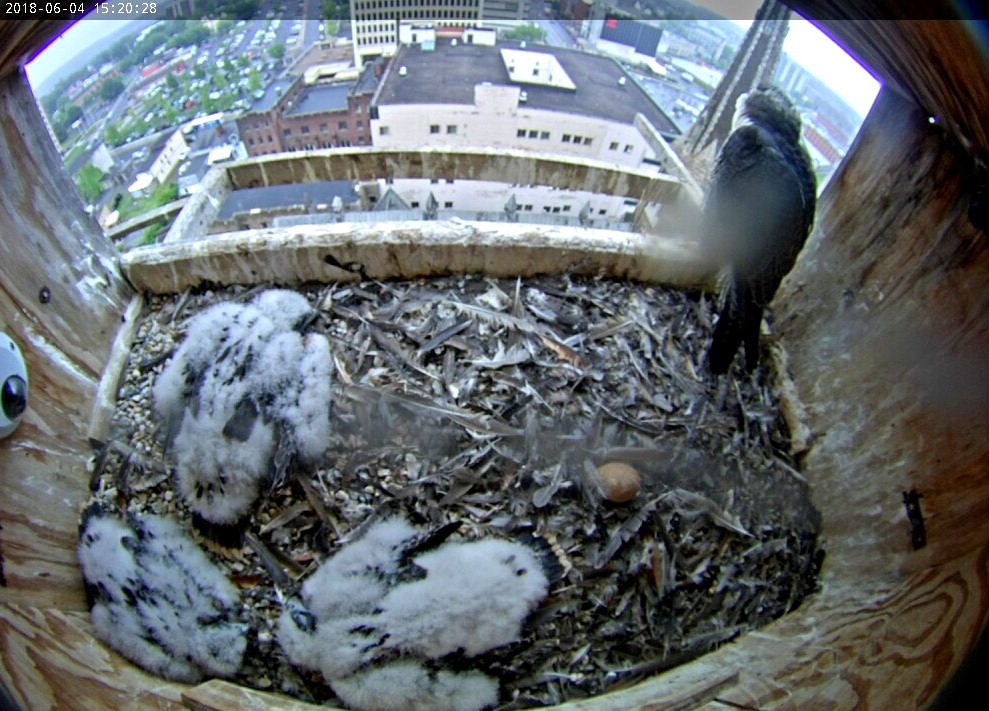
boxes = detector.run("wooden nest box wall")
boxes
[1,5,988,710]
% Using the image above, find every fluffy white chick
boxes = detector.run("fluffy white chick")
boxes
[153,289,332,525]
[296,515,455,620]
[77,507,247,682]
[330,660,498,711]
[278,515,551,711]
[371,538,549,659]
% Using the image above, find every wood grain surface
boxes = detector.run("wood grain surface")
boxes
[0,69,133,613]
[1,13,988,711]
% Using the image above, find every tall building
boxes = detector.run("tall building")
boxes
[351,0,531,64]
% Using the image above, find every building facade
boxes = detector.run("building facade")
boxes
[367,38,680,224]
[370,40,679,166]
[350,0,530,63]
[236,62,381,156]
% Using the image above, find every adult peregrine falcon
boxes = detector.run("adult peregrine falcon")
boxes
[704,85,817,374]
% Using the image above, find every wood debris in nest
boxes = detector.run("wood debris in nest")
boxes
[86,273,824,709]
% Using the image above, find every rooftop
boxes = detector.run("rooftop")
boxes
[286,81,353,116]
[217,181,359,220]
[252,77,295,113]
[376,40,679,135]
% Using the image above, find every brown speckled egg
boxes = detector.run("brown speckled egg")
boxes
[596,462,641,503]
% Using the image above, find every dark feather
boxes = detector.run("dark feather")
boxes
[222,397,259,442]
[703,86,817,374]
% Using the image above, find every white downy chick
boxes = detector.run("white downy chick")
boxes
[153,289,332,525]
[330,660,498,711]
[278,516,551,711]
[76,507,247,682]
[296,515,461,620]
[370,538,549,659]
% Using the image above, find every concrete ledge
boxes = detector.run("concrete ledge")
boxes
[121,219,714,294]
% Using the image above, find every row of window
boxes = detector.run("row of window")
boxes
[517,128,551,140]
[357,10,477,21]
[561,133,593,146]
[282,121,363,136]
[398,201,611,215]
[356,0,479,8]
[376,124,639,155]
[248,137,367,154]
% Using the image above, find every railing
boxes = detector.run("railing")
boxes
[120,145,712,294]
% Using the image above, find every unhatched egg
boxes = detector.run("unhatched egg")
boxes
[596,462,641,503]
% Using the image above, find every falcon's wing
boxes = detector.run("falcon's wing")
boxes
[702,124,815,304]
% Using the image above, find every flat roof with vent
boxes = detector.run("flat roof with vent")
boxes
[499,48,577,90]
[374,41,679,135]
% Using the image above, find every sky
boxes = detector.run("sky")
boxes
[25,6,881,117]
[735,17,881,117]
[25,20,132,92]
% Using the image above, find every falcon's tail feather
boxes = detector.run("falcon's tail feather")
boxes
[707,284,764,375]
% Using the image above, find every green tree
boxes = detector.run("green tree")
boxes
[166,72,180,91]
[247,67,262,92]
[268,42,285,61]
[103,123,123,146]
[504,24,546,43]
[100,76,126,102]
[76,163,105,204]
[150,181,178,208]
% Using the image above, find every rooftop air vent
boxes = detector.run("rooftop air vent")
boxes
[399,65,408,76]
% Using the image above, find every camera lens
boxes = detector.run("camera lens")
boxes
[2,375,27,419]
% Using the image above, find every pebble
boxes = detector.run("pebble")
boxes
[595,462,641,503]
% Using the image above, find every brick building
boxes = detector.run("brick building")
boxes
[236,62,381,156]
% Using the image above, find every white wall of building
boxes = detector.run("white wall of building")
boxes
[371,83,662,170]
[148,129,190,185]
[380,177,637,222]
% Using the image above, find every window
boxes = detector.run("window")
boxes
[562,205,571,212]
[430,178,439,184]
[283,129,292,136]
[380,126,390,136]
[609,141,619,150]
[430,124,440,134]
[540,131,550,140]
[446,125,457,134]
[301,126,310,134]
[319,123,328,132]
[583,137,592,146]
[552,206,561,213]
[446,179,454,184]
[411,201,420,208]
[516,128,526,138]
[523,204,533,211]
[528,129,538,138]
[624,144,633,153]
[561,134,571,143]
[444,201,453,208]
[598,208,606,215]
[339,121,348,130]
